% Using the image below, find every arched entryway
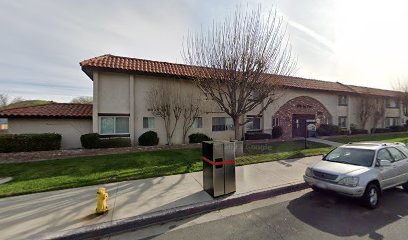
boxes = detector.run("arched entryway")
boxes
[273,96,332,139]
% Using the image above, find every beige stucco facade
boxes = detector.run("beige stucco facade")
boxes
[91,70,407,145]
[93,72,236,145]
[7,118,92,149]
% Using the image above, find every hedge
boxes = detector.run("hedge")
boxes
[99,137,131,148]
[0,133,61,153]
[316,124,341,136]
[80,133,131,149]
[80,133,100,149]
[272,126,283,139]
[350,128,369,135]
[371,128,392,134]
[245,132,272,140]
[388,125,407,132]
[188,133,212,143]
[138,131,159,146]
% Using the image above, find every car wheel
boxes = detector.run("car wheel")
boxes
[362,183,380,209]
[402,182,408,192]
[311,186,322,192]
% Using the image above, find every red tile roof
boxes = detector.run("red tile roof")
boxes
[80,54,401,97]
[0,103,92,119]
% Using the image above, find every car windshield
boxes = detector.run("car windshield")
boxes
[323,147,375,167]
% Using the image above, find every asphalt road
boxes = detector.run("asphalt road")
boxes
[108,188,408,240]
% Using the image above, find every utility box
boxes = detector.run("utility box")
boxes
[202,141,236,197]
[232,140,244,157]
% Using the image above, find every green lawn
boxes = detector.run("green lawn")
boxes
[327,133,408,144]
[0,141,333,198]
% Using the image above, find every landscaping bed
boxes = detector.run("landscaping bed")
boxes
[0,140,332,197]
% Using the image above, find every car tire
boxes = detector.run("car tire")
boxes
[362,183,380,209]
[402,182,408,192]
[311,186,322,192]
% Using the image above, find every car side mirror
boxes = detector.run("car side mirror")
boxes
[321,153,326,159]
[379,159,392,167]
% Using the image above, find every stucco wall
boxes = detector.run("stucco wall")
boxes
[98,72,130,114]
[93,70,406,144]
[133,76,235,144]
[7,118,92,149]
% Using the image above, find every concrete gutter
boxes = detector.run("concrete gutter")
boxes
[44,182,308,240]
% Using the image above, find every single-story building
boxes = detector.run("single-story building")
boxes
[0,54,405,149]
[0,118,7,134]
[0,103,92,149]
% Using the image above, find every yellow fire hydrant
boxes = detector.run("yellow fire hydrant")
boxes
[96,187,108,214]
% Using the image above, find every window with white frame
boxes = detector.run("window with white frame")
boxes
[143,117,155,129]
[249,91,259,101]
[246,116,262,131]
[338,116,347,128]
[100,116,129,135]
[385,117,400,127]
[212,117,234,131]
[193,117,203,128]
[272,117,279,127]
[338,95,348,106]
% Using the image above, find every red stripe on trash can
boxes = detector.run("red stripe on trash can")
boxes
[202,156,235,166]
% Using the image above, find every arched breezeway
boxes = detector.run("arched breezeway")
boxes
[273,96,332,139]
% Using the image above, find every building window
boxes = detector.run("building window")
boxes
[385,117,400,127]
[338,116,347,128]
[212,117,234,132]
[193,117,203,128]
[272,117,279,127]
[0,118,7,130]
[246,116,262,131]
[338,95,348,106]
[143,117,155,129]
[100,116,129,135]
[386,98,399,108]
[249,91,259,101]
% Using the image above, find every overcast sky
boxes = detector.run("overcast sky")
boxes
[1,0,408,102]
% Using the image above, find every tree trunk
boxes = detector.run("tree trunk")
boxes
[233,117,240,140]
[182,132,187,144]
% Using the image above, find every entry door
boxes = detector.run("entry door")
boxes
[292,114,315,138]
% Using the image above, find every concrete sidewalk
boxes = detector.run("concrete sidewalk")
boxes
[0,156,320,240]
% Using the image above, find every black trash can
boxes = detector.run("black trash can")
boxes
[202,141,236,197]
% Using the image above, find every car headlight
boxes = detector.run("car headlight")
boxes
[305,168,314,177]
[338,177,359,187]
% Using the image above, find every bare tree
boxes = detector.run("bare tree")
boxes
[145,82,183,145]
[358,96,376,129]
[0,94,9,108]
[372,97,386,130]
[181,92,203,144]
[71,96,93,104]
[183,5,296,139]
[0,94,24,109]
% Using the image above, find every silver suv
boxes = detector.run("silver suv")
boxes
[304,142,408,209]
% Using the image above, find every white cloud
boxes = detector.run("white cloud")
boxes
[0,0,407,102]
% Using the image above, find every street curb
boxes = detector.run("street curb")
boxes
[46,182,308,240]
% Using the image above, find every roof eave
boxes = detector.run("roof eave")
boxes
[0,115,92,119]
